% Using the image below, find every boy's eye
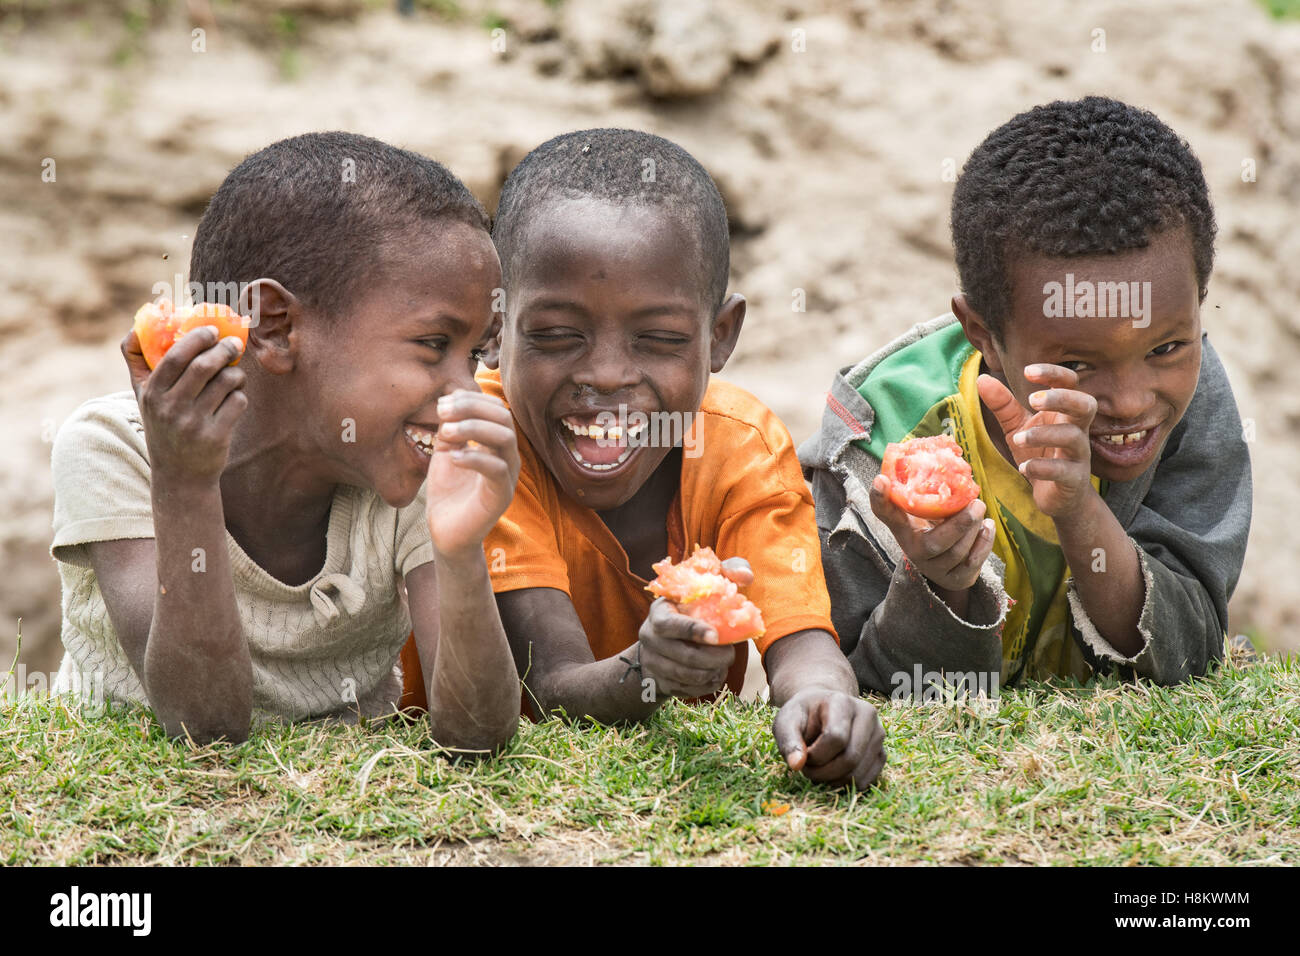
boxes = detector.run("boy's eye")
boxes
[469,347,488,364]
[420,337,449,354]
[1059,360,1089,373]
[1150,341,1182,357]
[641,334,689,347]
[526,330,582,349]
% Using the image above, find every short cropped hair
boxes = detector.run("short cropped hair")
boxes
[190,131,489,318]
[951,96,1216,339]
[492,128,730,313]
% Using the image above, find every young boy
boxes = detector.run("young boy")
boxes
[800,97,1252,693]
[50,132,521,750]
[402,128,885,788]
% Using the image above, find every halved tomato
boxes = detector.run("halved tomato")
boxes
[880,434,981,520]
[645,545,766,644]
[132,299,251,370]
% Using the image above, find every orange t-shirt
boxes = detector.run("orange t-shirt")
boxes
[398,369,837,712]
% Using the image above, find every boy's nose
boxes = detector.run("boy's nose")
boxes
[446,361,482,396]
[573,342,640,393]
[1097,368,1154,423]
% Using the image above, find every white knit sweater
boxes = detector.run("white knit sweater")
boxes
[49,392,434,721]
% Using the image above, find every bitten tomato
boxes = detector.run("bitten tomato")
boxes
[132,299,251,370]
[880,434,981,520]
[646,545,767,644]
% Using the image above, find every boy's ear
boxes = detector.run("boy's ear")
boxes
[709,293,746,373]
[481,312,504,371]
[241,279,298,374]
[952,294,1003,375]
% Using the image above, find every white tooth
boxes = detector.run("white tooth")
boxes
[589,425,605,440]
[628,423,646,438]
[607,426,623,441]
[616,447,632,464]
[569,444,585,463]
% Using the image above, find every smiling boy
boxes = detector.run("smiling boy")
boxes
[404,128,885,787]
[51,133,520,748]
[801,97,1252,692]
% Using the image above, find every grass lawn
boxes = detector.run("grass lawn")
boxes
[3,651,1297,866]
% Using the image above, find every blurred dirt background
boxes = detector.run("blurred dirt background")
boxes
[2,0,1298,683]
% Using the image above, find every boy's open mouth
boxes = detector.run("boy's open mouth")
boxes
[404,423,439,464]
[1089,423,1161,468]
[555,413,650,476]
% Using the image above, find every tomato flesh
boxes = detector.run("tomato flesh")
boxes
[132,299,251,370]
[646,546,766,644]
[880,434,981,520]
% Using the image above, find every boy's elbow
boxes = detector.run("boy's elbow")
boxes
[150,683,253,745]
[427,709,519,758]
[158,710,251,746]
[1138,634,1223,687]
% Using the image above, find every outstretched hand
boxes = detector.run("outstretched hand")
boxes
[978,365,1098,517]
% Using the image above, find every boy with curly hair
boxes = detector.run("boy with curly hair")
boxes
[802,97,1251,693]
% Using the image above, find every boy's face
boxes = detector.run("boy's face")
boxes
[971,227,1203,484]
[302,221,502,507]
[494,198,740,512]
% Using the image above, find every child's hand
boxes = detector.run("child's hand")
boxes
[123,325,247,485]
[870,475,994,592]
[425,390,521,561]
[773,688,886,789]
[978,366,1098,518]
[637,597,736,700]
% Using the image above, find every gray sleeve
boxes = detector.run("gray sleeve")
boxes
[1069,338,1252,684]
[809,463,1009,696]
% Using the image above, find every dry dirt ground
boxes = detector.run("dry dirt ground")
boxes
[2,0,1298,680]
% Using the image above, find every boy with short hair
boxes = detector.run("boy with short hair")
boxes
[52,132,521,749]
[800,97,1252,693]
[403,128,886,788]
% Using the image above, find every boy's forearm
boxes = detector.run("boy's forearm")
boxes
[828,539,1005,694]
[425,549,520,752]
[1054,491,1144,657]
[145,475,252,742]
[932,583,972,619]
[763,629,857,706]
[531,649,663,725]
